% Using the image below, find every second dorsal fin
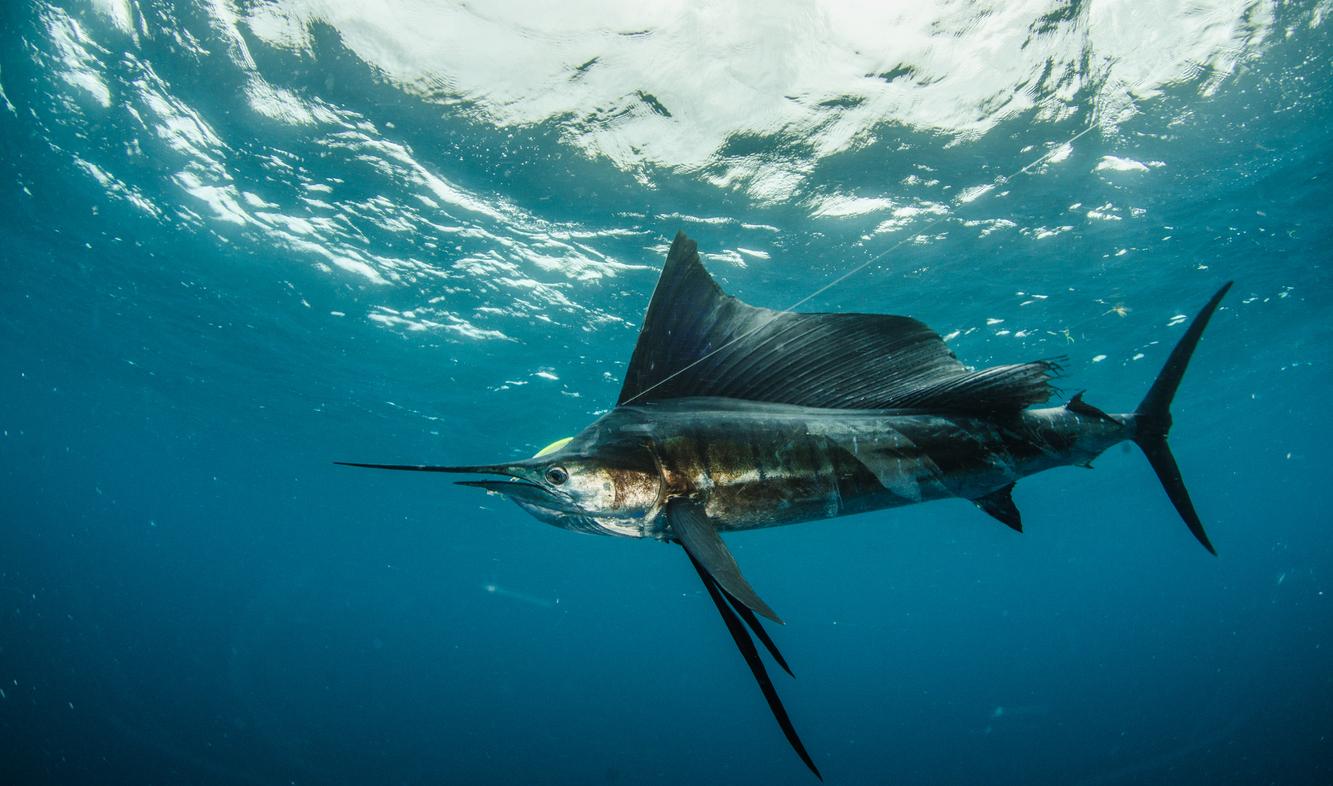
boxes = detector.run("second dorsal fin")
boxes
[1066,391,1120,425]
[618,232,1057,412]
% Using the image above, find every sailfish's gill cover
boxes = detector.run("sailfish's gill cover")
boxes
[619,232,1059,411]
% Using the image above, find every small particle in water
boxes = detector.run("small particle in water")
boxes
[1133,353,1145,360]
[1092,354,1107,363]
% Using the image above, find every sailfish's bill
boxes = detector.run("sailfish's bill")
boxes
[333,461,506,474]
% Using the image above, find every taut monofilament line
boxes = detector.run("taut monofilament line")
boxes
[620,124,1098,407]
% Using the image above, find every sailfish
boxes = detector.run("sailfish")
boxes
[339,232,1230,779]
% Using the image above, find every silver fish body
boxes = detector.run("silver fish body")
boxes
[562,397,1133,538]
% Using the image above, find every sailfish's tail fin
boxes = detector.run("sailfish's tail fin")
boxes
[1133,282,1232,555]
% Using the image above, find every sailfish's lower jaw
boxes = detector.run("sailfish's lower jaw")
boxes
[455,478,572,509]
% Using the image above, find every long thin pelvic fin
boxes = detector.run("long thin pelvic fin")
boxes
[721,588,794,677]
[685,550,821,780]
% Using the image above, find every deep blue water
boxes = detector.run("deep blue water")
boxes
[2,2,1331,784]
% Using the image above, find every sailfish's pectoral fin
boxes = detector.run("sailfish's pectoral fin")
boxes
[974,483,1022,532]
[683,548,822,780]
[668,500,782,623]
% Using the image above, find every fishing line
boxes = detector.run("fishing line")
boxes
[621,123,1099,406]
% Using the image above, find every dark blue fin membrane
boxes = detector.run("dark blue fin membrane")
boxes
[1136,282,1233,431]
[973,483,1022,532]
[1133,282,1232,556]
[685,549,822,781]
[669,500,782,623]
[619,232,1057,411]
[1138,438,1214,554]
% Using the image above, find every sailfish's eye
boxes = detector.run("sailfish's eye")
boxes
[544,466,569,485]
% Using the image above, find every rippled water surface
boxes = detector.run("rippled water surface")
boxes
[2,2,1331,784]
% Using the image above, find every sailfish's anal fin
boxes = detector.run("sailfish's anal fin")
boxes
[684,549,822,780]
[974,483,1022,532]
[668,500,782,623]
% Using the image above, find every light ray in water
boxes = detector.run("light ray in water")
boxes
[482,582,559,609]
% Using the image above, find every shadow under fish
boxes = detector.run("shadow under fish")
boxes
[339,232,1231,780]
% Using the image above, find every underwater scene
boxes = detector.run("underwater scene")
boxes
[2,1,1330,784]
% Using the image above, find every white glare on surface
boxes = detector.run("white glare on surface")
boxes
[243,0,1273,199]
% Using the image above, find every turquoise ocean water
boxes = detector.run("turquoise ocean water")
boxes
[2,2,1330,784]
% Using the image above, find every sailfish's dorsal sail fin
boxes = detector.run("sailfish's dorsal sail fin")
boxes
[618,232,1057,412]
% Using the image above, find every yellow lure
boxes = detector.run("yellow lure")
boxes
[532,436,573,458]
